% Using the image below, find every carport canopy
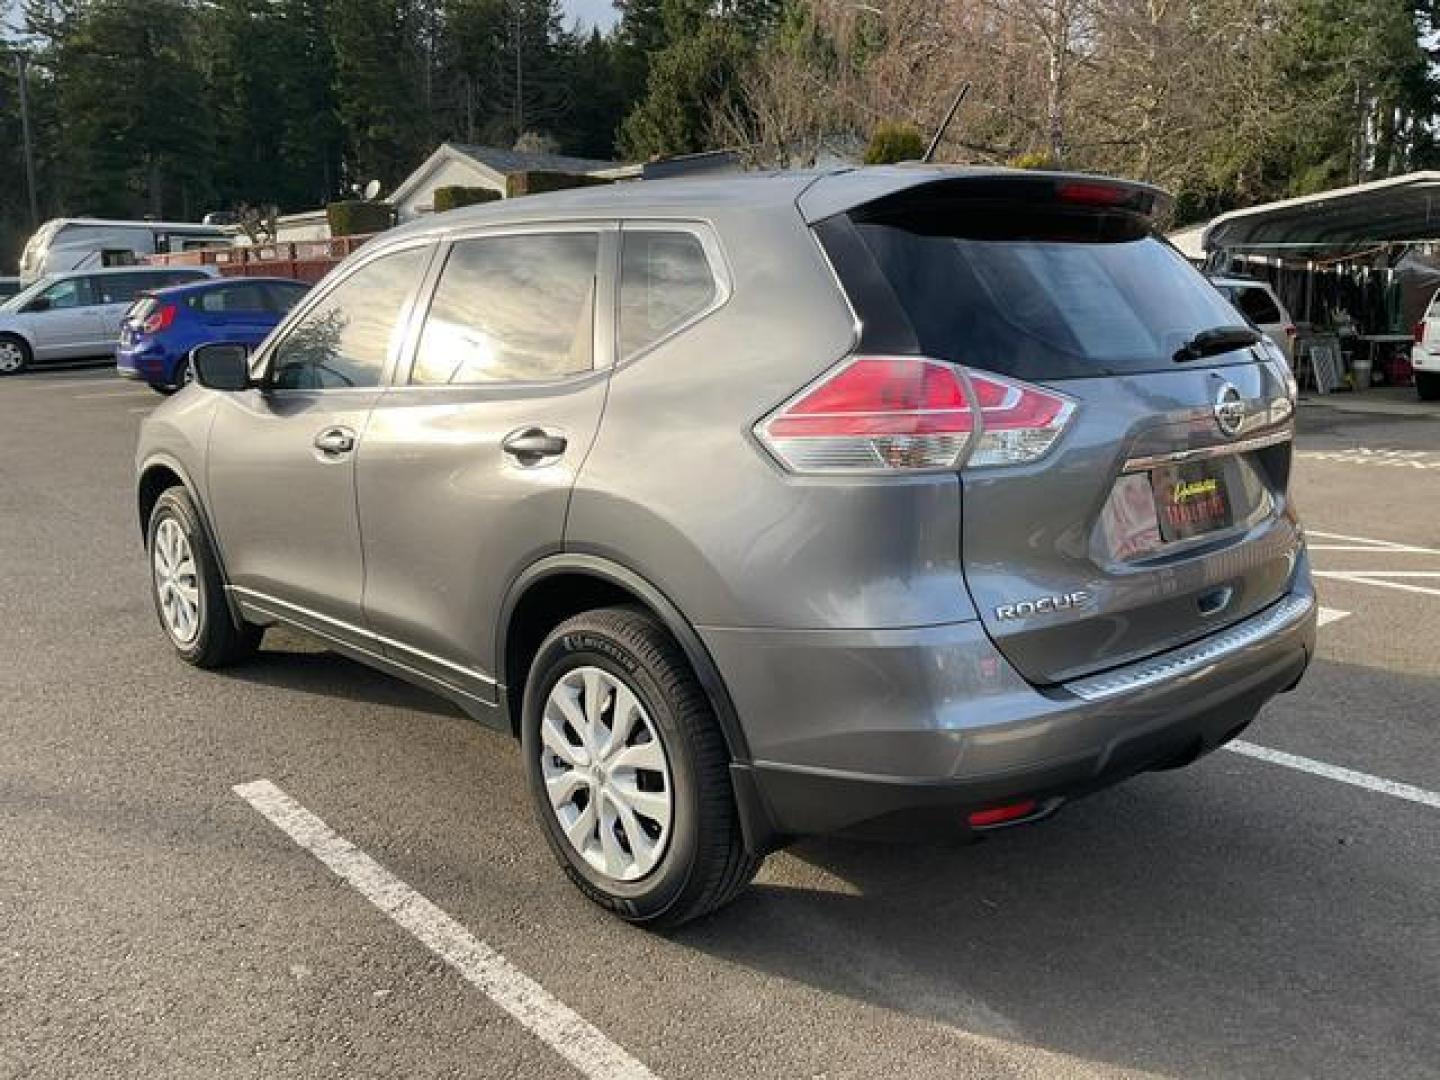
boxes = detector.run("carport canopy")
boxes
[1202,171,1440,257]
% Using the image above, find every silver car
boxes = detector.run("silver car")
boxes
[135,167,1317,926]
[0,265,216,374]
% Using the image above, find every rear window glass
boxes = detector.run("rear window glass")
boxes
[846,210,1247,379]
[1221,285,1283,326]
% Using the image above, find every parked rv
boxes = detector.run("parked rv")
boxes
[18,218,231,284]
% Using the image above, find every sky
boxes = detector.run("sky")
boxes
[565,0,621,32]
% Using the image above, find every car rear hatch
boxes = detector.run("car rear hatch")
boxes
[808,172,1301,686]
[120,294,160,347]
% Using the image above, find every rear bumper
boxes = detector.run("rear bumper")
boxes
[116,344,171,383]
[1411,345,1437,373]
[708,575,1316,848]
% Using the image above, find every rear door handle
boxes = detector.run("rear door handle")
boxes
[502,427,567,465]
[313,426,356,456]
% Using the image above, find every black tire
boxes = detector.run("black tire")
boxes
[0,334,31,375]
[1417,372,1440,402]
[146,486,263,669]
[149,382,178,396]
[521,607,761,928]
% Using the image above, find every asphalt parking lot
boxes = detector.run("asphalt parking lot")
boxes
[2,368,1437,1079]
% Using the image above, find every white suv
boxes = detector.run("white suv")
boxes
[1409,288,1440,400]
[1210,276,1296,364]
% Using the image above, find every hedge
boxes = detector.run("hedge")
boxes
[326,200,394,237]
[433,185,501,213]
[505,171,613,198]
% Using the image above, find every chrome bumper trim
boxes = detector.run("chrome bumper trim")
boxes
[1123,427,1293,473]
[1063,593,1314,702]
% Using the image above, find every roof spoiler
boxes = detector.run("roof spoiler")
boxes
[798,166,1172,225]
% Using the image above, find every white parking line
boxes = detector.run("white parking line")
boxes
[1314,572,1440,599]
[1225,741,1440,810]
[234,779,659,1080]
[1317,606,1350,627]
[1307,529,1440,555]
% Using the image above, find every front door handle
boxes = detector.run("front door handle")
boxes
[502,427,567,465]
[313,426,356,456]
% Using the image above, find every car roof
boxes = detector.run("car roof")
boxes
[45,265,217,281]
[145,275,306,297]
[379,165,1173,241]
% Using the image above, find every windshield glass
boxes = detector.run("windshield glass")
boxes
[850,210,1247,379]
[2,276,58,313]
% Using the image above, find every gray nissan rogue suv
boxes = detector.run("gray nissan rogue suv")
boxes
[136,167,1317,926]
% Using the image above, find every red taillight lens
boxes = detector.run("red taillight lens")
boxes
[141,304,177,334]
[1414,320,1426,344]
[756,357,1074,474]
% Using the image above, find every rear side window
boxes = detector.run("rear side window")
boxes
[619,231,717,357]
[264,282,309,313]
[96,272,164,304]
[410,232,598,385]
[1224,286,1283,326]
[270,246,427,390]
[833,204,1246,379]
[187,283,268,313]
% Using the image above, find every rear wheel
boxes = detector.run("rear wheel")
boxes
[146,486,263,668]
[1418,372,1440,401]
[521,607,760,927]
[0,335,30,375]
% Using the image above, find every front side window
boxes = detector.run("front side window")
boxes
[618,230,717,358]
[410,232,598,385]
[37,277,97,310]
[269,246,428,390]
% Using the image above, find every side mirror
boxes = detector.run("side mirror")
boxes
[190,342,251,391]
[25,297,51,313]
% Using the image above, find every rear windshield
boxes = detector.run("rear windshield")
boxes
[843,208,1247,379]
[1217,285,1282,326]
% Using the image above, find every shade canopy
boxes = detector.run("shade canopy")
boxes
[1202,172,1440,257]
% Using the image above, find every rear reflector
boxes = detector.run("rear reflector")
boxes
[756,356,1073,474]
[968,800,1038,828]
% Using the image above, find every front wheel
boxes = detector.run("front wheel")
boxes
[0,335,31,375]
[521,607,760,927]
[146,486,263,668]
[1417,371,1440,401]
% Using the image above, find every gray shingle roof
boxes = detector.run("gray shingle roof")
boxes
[448,143,617,176]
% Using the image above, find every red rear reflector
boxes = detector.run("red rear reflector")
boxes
[1414,320,1425,343]
[968,800,1038,828]
[142,304,177,334]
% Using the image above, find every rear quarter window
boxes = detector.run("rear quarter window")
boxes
[1225,286,1283,326]
[618,230,718,358]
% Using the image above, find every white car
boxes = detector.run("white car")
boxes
[1409,289,1440,401]
[0,265,215,375]
[1210,276,1296,363]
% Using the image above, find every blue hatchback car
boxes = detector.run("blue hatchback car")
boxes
[117,276,310,392]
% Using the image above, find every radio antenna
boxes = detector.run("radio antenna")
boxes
[922,82,971,164]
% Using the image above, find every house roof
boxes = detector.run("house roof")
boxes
[386,143,621,209]
[1202,171,1440,256]
[447,143,618,177]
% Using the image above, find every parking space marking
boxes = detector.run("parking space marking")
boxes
[1307,530,1440,555]
[234,780,659,1080]
[1317,606,1350,626]
[1314,572,1440,599]
[1224,741,1440,810]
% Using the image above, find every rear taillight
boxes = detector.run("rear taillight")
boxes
[756,356,1074,474]
[142,304,177,334]
[1414,320,1426,344]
